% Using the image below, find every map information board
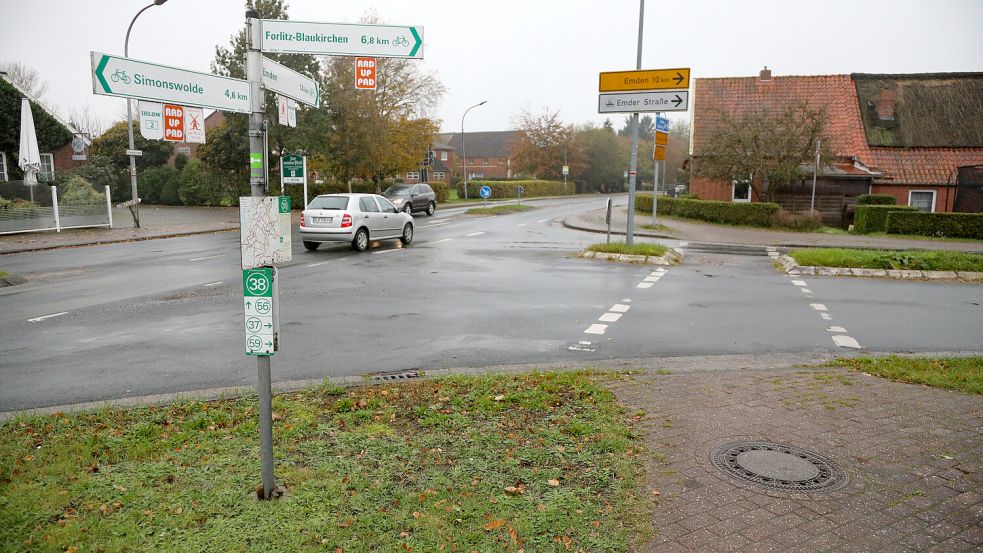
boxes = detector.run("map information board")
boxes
[240,196,292,270]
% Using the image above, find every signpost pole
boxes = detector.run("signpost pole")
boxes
[626,0,645,247]
[246,11,275,501]
[302,156,308,208]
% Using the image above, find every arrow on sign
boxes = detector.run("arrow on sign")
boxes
[672,94,683,108]
[265,323,272,329]
[409,27,422,57]
[673,72,685,86]
[246,301,252,309]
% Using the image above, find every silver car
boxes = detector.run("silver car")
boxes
[299,193,414,252]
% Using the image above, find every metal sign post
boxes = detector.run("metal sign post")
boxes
[625,0,645,247]
[605,197,613,244]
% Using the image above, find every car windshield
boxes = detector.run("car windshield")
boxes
[385,185,412,196]
[307,196,349,210]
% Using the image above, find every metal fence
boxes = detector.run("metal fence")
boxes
[0,181,113,235]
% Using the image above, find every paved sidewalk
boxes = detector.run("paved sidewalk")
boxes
[609,367,983,552]
[565,206,983,252]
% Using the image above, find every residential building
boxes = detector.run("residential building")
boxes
[440,130,521,180]
[689,69,983,224]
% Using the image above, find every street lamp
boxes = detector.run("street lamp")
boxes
[124,0,168,228]
[460,100,487,200]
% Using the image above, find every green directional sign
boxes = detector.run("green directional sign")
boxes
[243,268,275,356]
[261,20,424,59]
[90,51,251,113]
[243,268,273,298]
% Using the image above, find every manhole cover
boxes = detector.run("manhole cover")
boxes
[710,441,847,493]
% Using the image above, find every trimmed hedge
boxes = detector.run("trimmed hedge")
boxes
[886,211,983,239]
[637,193,779,227]
[854,205,918,233]
[857,193,897,206]
[456,180,572,199]
[428,181,449,203]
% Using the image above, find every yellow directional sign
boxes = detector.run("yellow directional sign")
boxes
[655,132,668,145]
[653,144,666,161]
[599,68,690,92]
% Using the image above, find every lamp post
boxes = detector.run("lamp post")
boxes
[461,100,487,200]
[124,0,168,228]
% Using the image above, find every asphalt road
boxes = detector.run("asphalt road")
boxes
[1,196,981,412]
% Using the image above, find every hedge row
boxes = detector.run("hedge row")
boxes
[637,193,780,227]
[455,180,572,199]
[856,194,897,206]
[886,211,983,239]
[854,205,918,233]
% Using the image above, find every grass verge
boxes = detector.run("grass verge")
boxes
[788,248,983,272]
[466,204,537,216]
[589,242,668,257]
[0,271,8,278]
[640,224,672,233]
[0,372,648,552]
[829,356,983,394]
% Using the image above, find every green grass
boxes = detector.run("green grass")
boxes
[640,224,672,233]
[589,242,669,257]
[829,356,983,394]
[465,204,537,215]
[0,372,649,552]
[789,248,983,271]
[0,271,8,278]
[859,231,983,243]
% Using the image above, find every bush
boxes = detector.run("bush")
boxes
[0,194,12,209]
[71,155,125,199]
[637,193,779,227]
[139,165,180,204]
[428,181,449,203]
[174,153,189,172]
[58,175,106,205]
[773,209,823,230]
[177,159,214,206]
[456,180,571,199]
[886,211,983,239]
[857,193,896,205]
[853,205,918,233]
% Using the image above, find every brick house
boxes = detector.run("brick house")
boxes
[398,141,455,185]
[399,130,522,186]
[689,69,983,224]
[1,72,90,186]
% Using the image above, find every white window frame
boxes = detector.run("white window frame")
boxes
[0,152,7,182]
[732,178,751,203]
[432,171,444,180]
[908,190,936,213]
[406,171,420,180]
[440,151,448,161]
[40,153,55,182]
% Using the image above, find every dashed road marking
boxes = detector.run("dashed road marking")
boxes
[189,254,224,261]
[431,238,452,244]
[517,223,527,227]
[679,241,689,247]
[820,313,833,320]
[466,232,485,237]
[373,248,402,254]
[568,341,597,352]
[28,312,69,323]
[801,288,812,294]
[637,282,654,289]
[791,280,807,286]
[643,276,661,283]
[621,298,632,303]
[537,219,548,223]
[584,323,608,335]
[203,281,223,287]
[810,303,828,311]
[610,304,631,313]
[832,335,862,349]
[827,326,847,333]
[598,312,622,322]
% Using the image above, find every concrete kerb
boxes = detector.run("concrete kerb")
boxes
[578,247,682,266]
[776,254,983,283]
[561,215,676,240]
[0,227,237,256]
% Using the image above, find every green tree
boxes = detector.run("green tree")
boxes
[70,155,125,199]
[0,78,72,180]
[139,165,180,204]
[177,159,213,206]
[578,124,628,193]
[89,120,173,170]
[510,108,584,181]
[619,115,655,141]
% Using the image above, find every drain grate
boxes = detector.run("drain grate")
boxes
[369,369,421,382]
[710,441,847,493]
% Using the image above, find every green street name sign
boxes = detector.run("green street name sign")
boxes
[261,20,424,59]
[90,51,251,113]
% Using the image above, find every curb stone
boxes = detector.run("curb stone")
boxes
[578,249,681,266]
[775,254,983,283]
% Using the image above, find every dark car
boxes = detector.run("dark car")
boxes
[383,184,437,216]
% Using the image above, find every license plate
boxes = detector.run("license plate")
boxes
[312,217,332,224]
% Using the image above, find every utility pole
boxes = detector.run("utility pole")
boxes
[245,10,275,500]
[626,0,645,247]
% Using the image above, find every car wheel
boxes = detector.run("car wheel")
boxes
[426,202,435,216]
[403,203,413,214]
[303,240,319,251]
[352,228,369,251]
[400,223,414,245]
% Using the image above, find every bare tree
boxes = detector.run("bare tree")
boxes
[510,108,584,180]
[68,105,107,137]
[0,61,48,101]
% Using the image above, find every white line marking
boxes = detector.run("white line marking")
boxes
[425,222,448,227]
[679,241,689,247]
[517,223,527,227]
[832,335,862,349]
[432,238,452,244]
[28,312,69,323]
[537,219,548,223]
[307,260,331,267]
[466,232,485,237]
[766,246,777,251]
[584,324,608,335]
[827,326,847,333]
[599,312,622,322]
[791,280,807,286]
[203,281,223,287]
[788,271,801,276]
[643,276,661,283]
[801,288,812,294]
[373,248,401,254]
[622,298,632,303]
[189,254,224,261]
[610,304,631,313]
[637,282,654,289]
[810,303,828,312]
[820,313,833,320]
[768,252,780,258]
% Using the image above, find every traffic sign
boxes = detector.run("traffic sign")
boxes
[91,51,251,113]
[240,196,292,270]
[139,102,163,140]
[599,68,690,92]
[655,116,670,133]
[562,165,569,177]
[243,267,277,356]
[163,104,184,141]
[653,145,666,161]
[355,57,377,90]
[598,91,689,113]
[655,131,668,145]
[184,107,205,144]
[281,154,305,184]
[261,56,319,107]
[261,20,424,59]
[479,185,492,199]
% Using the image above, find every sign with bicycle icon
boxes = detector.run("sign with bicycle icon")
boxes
[243,267,278,356]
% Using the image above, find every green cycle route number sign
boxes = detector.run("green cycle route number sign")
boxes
[243,268,276,356]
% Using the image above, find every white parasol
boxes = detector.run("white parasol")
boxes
[18,97,41,187]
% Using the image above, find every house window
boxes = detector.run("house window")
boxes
[40,153,55,182]
[406,171,419,180]
[440,151,447,161]
[908,190,936,213]
[732,178,751,202]
[433,172,444,180]
[0,152,7,182]
[177,146,191,156]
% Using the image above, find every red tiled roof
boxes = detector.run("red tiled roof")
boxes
[692,74,983,185]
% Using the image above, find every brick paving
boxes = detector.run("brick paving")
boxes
[608,367,983,552]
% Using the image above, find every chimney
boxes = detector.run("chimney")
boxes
[759,66,772,82]
[875,88,896,121]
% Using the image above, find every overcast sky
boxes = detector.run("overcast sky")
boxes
[2,0,981,135]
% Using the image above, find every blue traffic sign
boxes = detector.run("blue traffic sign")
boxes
[655,116,670,133]
[479,185,492,199]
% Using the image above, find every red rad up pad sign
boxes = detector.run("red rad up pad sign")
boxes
[163,104,185,141]
[355,57,376,90]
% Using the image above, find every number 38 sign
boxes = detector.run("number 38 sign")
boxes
[243,267,278,356]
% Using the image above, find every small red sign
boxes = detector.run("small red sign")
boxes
[355,57,377,90]
[163,104,185,142]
